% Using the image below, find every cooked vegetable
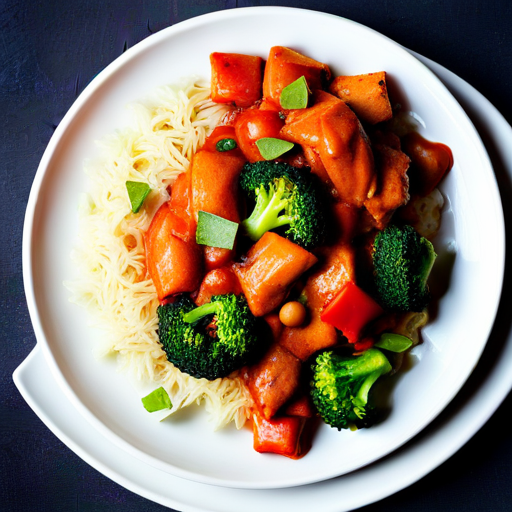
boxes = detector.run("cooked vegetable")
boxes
[279,242,356,361]
[280,90,376,207]
[239,160,326,250]
[320,281,383,343]
[190,144,246,268]
[191,147,245,225]
[310,348,392,430]
[263,46,331,107]
[279,301,306,327]
[329,71,393,125]
[233,231,318,317]
[210,52,263,107]
[374,333,413,353]
[245,342,302,420]
[216,138,238,152]
[234,109,284,162]
[372,224,437,311]
[280,75,310,109]
[141,387,172,413]
[195,211,239,250]
[363,142,411,230]
[255,137,294,160]
[157,294,261,380]
[145,202,203,301]
[195,267,242,306]
[252,412,306,458]
[126,181,151,213]
[202,125,240,153]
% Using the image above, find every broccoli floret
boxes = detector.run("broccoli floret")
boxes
[157,294,262,380]
[310,349,392,430]
[239,161,326,250]
[372,224,437,312]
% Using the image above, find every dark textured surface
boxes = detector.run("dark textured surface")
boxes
[1,1,511,511]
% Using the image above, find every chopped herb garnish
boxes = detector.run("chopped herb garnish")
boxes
[196,211,239,250]
[216,138,238,152]
[374,333,413,353]
[280,76,310,109]
[141,387,172,413]
[255,138,294,160]
[126,181,151,213]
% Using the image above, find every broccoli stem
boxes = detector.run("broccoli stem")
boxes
[241,179,292,241]
[183,302,219,324]
[352,353,392,416]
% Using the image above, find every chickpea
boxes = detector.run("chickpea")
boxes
[279,301,306,327]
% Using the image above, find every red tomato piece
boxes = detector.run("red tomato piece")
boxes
[320,281,383,343]
[210,52,264,108]
[234,109,284,162]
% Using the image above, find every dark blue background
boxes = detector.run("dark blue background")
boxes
[2,1,511,511]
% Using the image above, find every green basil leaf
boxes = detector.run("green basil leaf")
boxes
[280,76,310,109]
[126,181,151,213]
[374,333,413,353]
[196,211,239,250]
[255,138,294,160]
[141,387,172,413]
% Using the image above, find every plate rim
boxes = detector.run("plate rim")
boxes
[21,6,506,490]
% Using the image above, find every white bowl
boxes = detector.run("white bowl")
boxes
[22,7,505,489]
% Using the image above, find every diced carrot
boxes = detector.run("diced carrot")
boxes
[233,232,318,317]
[329,72,393,125]
[364,143,411,229]
[194,266,242,306]
[263,46,331,107]
[245,343,302,420]
[401,131,453,197]
[278,242,355,360]
[145,202,203,301]
[317,100,376,207]
[210,52,264,108]
[320,281,384,343]
[252,413,305,458]
[234,109,284,162]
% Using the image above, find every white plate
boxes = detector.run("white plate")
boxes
[15,43,512,512]
[21,8,505,489]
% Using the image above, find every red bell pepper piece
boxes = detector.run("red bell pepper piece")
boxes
[320,281,383,343]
